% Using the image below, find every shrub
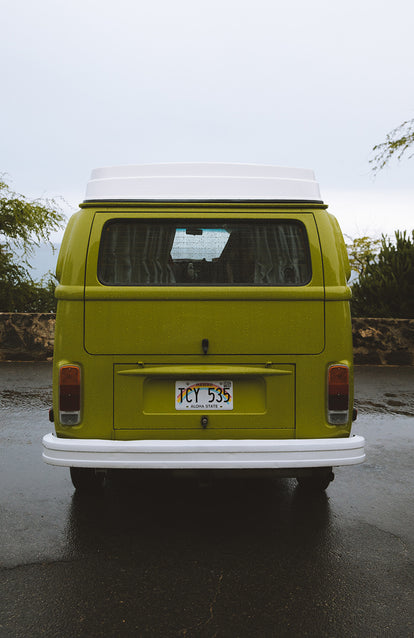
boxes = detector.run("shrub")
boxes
[351,231,414,318]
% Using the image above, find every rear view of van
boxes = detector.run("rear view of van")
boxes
[43,163,365,491]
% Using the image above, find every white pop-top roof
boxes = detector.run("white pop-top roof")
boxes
[84,163,322,202]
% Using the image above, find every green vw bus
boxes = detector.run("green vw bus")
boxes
[43,163,365,491]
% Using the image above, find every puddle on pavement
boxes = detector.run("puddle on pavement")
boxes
[0,388,52,410]
[354,392,414,417]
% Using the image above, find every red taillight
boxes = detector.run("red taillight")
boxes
[59,365,81,425]
[327,364,349,425]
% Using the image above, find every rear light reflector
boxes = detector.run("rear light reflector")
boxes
[59,365,81,425]
[327,364,349,425]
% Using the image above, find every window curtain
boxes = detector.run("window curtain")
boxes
[253,224,307,284]
[101,223,176,285]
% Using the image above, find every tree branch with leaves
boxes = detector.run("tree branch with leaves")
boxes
[370,118,414,172]
[0,177,65,311]
[0,177,64,262]
[345,235,381,277]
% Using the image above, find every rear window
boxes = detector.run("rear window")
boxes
[98,220,311,286]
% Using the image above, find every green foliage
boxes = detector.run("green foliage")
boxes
[0,248,57,312]
[371,119,414,172]
[0,177,64,312]
[346,235,380,276]
[351,231,414,318]
[0,177,64,259]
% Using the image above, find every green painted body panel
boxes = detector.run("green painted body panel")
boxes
[84,299,325,356]
[114,364,295,432]
[52,202,354,442]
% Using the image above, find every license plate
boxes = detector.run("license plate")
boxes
[175,380,233,410]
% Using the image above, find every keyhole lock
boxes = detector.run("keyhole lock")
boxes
[201,416,209,429]
[202,338,209,355]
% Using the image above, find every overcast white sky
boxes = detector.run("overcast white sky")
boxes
[2,0,414,243]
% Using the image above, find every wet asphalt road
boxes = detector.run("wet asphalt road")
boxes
[0,363,413,638]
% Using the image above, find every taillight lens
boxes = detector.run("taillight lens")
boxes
[327,364,349,425]
[59,365,81,425]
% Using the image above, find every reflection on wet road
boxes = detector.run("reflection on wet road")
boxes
[0,363,413,637]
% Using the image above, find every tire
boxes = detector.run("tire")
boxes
[70,467,106,492]
[296,468,334,491]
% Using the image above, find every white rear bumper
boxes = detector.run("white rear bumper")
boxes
[42,433,365,469]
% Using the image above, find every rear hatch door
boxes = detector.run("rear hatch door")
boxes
[84,209,325,436]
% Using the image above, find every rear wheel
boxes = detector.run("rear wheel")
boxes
[296,468,334,491]
[70,467,107,492]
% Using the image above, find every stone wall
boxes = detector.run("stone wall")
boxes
[0,313,55,361]
[352,318,414,365]
[0,313,413,364]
